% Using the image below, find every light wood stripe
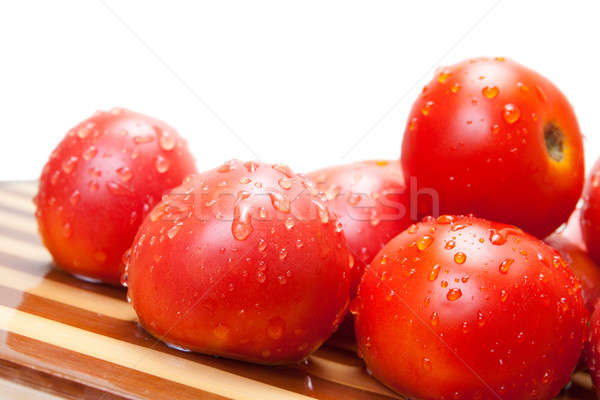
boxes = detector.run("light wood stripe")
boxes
[0,208,38,235]
[0,192,35,214]
[0,306,315,400]
[0,235,51,264]
[0,376,63,400]
[0,264,136,321]
[3,182,38,197]
[308,354,400,398]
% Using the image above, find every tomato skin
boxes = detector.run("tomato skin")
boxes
[125,160,352,364]
[546,234,600,312]
[586,301,600,394]
[307,160,412,293]
[354,215,587,399]
[581,159,600,266]
[35,108,197,285]
[307,160,412,344]
[401,57,584,238]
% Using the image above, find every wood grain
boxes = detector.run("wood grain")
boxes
[0,182,594,399]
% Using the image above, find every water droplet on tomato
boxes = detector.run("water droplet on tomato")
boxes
[499,258,514,274]
[69,190,80,206]
[116,166,133,182]
[155,155,170,173]
[62,156,78,174]
[454,252,467,264]
[428,264,441,281]
[482,85,499,99]
[63,222,72,238]
[158,129,176,151]
[421,101,434,116]
[284,217,295,230]
[167,223,182,239]
[266,317,286,340]
[269,192,291,213]
[417,235,433,250]
[430,312,440,326]
[502,104,521,124]
[278,178,293,190]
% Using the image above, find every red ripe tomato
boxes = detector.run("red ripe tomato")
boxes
[35,108,197,285]
[401,57,584,238]
[307,160,411,292]
[586,301,600,394]
[354,215,587,399]
[124,160,352,364]
[307,160,412,344]
[581,159,600,265]
[546,234,600,312]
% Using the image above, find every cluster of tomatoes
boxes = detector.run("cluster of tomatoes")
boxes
[35,57,600,399]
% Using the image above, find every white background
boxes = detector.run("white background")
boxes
[1,0,598,181]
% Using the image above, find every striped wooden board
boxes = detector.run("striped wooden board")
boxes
[0,181,594,400]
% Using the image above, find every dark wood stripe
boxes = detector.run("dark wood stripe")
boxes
[0,358,127,400]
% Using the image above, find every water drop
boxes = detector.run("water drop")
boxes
[445,240,456,250]
[239,177,251,184]
[502,104,521,124]
[279,248,288,261]
[82,146,97,161]
[155,155,170,173]
[499,258,514,274]
[167,223,182,239]
[62,156,79,174]
[438,70,451,84]
[284,217,295,230]
[430,312,440,326]
[213,324,230,340]
[257,271,266,283]
[93,251,107,263]
[408,117,417,131]
[482,86,499,99]
[491,124,500,134]
[258,238,267,252]
[417,235,433,251]
[134,135,154,144]
[70,190,80,206]
[116,166,133,182]
[454,252,467,264]
[278,178,293,190]
[268,192,291,213]
[266,317,286,340]
[421,101,434,116]
[63,222,72,238]
[232,204,253,241]
[428,264,441,281]
[272,163,293,178]
[450,82,461,93]
[158,130,176,151]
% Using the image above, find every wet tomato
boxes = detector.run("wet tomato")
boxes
[307,160,412,293]
[586,301,600,395]
[546,233,600,312]
[308,160,412,344]
[124,160,352,364]
[35,108,196,285]
[354,215,587,399]
[401,57,584,238]
[581,159,600,265]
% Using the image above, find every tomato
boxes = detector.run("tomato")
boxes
[581,159,600,265]
[586,301,600,395]
[124,160,352,364]
[401,57,584,238]
[546,233,600,312]
[35,108,197,285]
[307,160,412,293]
[307,160,412,344]
[354,215,587,399]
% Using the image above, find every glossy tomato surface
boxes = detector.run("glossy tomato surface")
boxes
[35,108,196,284]
[401,57,584,238]
[546,233,600,312]
[308,160,412,292]
[581,159,600,265]
[586,301,600,395]
[125,160,352,364]
[354,215,587,399]
[308,160,412,345]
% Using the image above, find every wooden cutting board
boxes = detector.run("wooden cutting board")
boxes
[0,182,594,400]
